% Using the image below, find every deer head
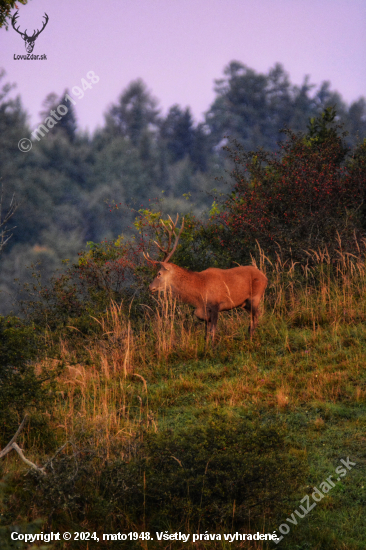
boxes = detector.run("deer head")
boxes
[144,215,185,295]
[12,11,49,53]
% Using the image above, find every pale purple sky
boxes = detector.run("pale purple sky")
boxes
[1,0,365,134]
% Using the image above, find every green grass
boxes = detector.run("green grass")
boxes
[1,255,366,549]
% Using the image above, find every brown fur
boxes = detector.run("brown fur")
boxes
[149,263,268,343]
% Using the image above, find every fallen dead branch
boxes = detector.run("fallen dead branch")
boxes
[0,415,46,475]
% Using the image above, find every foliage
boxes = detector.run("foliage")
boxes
[18,237,151,331]
[0,315,53,445]
[103,416,307,531]
[347,138,366,231]
[1,65,366,314]
[104,79,160,147]
[207,108,366,265]
[0,474,51,550]
[39,90,78,142]
[2,248,366,547]
[2,45,366,550]
[160,104,208,171]
[17,207,208,338]
[0,182,18,255]
[21,416,306,535]
[0,0,27,29]
[205,61,366,152]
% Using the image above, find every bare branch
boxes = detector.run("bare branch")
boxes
[0,416,46,475]
[42,441,72,471]
[0,414,28,457]
[11,443,46,475]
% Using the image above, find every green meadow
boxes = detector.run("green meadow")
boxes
[1,245,366,549]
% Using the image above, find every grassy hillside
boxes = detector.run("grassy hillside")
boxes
[1,247,366,549]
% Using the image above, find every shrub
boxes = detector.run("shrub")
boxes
[102,416,307,531]
[17,209,207,341]
[23,415,307,535]
[0,316,53,445]
[208,108,366,265]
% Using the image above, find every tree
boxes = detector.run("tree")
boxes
[161,105,195,163]
[205,61,269,151]
[345,98,366,149]
[0,69,29,162]
[204,61,363,154]
[346,138,366,231]
[0,183,18,254]
[104,79,160,147]
[39,90,78,142]
[0,70,27,252]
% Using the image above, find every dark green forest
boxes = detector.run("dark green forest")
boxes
[1,61,366,314]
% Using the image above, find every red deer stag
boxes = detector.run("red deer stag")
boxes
[144,215,267,343]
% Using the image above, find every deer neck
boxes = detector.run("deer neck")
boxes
[169,266,201,307]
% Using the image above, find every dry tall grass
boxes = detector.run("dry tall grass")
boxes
[46,242,366,452]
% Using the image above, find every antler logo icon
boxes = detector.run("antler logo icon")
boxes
[12,10,49,53]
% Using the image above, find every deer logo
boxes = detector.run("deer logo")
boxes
[144,215,268,344]
[12,10,49,53]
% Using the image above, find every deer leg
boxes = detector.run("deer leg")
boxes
[203,305,218,346]
[206,312,213,346]
[244,298,260,338]
[249,305,258,338]
[194,306,211,345]
[205,319,209,342]
[210,306,219,345]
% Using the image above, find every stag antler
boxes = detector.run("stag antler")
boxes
[32,12,49,40]
[11,11,25,38]
[154,214,184,262]
[143,214,184,264]
[142,250,158,265]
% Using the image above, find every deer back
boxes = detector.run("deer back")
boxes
[196,266,267,308]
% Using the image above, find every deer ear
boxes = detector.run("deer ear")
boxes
[160,262,171,271]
